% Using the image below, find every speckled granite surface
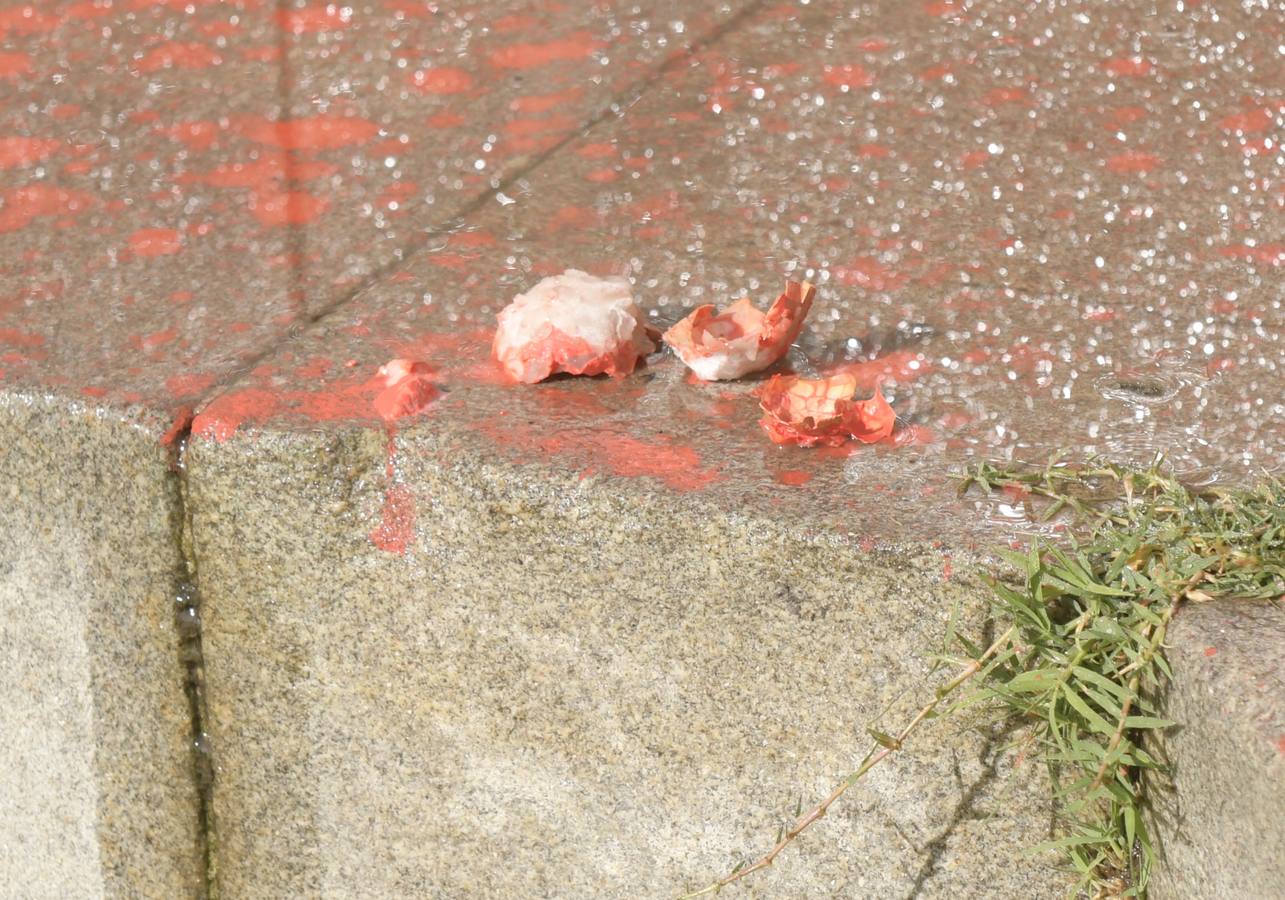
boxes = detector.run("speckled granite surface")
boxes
[1148,600,1285,899]
[0,393,200,897]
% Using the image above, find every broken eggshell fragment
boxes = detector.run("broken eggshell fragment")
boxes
[755,372,895,447]
[663,280,816,380]
[373,358,440,422]
[492,269,657,384]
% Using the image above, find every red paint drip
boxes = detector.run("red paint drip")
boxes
[370,432,416,555]
[161,406,195,448]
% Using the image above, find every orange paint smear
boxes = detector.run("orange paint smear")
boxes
[481,422,720,492]
[238,114,379,151]
[129,227,183,257]
[135,42,222,73]
[0,137,61,169]
[0,185,95,233]
[489,33,601,69]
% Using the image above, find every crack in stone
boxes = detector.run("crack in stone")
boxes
[166,426,215,900]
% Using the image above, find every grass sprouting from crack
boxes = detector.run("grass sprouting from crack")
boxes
[680,456,1283,899]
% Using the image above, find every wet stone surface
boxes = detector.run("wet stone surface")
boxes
[192,0,1282,542]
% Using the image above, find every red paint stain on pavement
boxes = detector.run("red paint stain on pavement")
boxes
[129,227,183,257]
[370,482,416,554]
[158,121,220,151]
[822,64,873,89]
[1217,106,1276,134]
[160,406,194,448]
[830,257,907,292]
[1101,57,1152,77]
[1219,243,1283,267]
[166,372,217,397]
[489,33,601,69]
[135,42,222,73]
[409,67,473,94]
[0,185,95,233]
[247,189,330,226]
[239,114,380,150]
[276,5,352,34]
[512,87,584,113]
[984,87,1030,106]
[481,422,721,491]
[0,137,61,169]
[1203,646,1218,657]
[0,51,33,78]
[1105,151,1161,174]
[775,469,813,486]
[0,6,61,35]
[0,328,45,348]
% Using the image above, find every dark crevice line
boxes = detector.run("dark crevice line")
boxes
[165,427,215,900]
[185,0,770,409]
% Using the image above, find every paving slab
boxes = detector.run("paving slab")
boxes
[271,0,765,305]
[186,0,1283,895]
[1148,599,1285,900]
[0,394,200,898]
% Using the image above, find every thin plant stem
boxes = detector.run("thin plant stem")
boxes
[677,625,1016,899]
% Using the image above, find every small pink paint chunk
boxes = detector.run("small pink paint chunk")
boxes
[755,374,896,447]
[492,269,656,384]
[373,359,439,422]
[664,280,815,381]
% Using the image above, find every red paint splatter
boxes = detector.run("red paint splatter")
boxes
[984,87,1030,106]
[1217,106,1275,134]
[489,33,601,69]
[0,185,95,233]
[1102,57,1152,77]
[129,228,183,257]
[0,137,61,169]
[370,483,416,554]
[775,469,813,486]
[247,188,330,226]
[409,67,473,94]
[158,121,220,151]
[512,87,584,113]
[276,5,352,34]
[482,422,720,492]
[0,50,33,77]
[1105,151,1161,174]
[238,114,380,151]
[1203,646,1218,657]
[166,372,217,398]
[0,328,45,348]
[822,64,873,89]
[135,42,222,73]
[160,406,195,448]
[1219,243,1283,267]
[0,6,61,35]
[830,257,907,292]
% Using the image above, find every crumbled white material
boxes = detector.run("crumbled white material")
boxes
[493,269,654,382]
